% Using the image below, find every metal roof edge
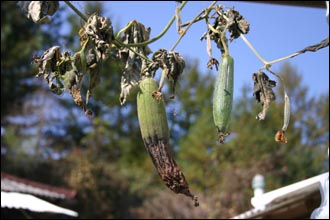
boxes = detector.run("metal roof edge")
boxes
[1,172,76,199]
[251,172,328,208]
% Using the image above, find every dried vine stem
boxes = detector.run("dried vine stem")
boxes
[115,1,188,48]
[239,33,268,65]
[267,37,329,65]
[170,1,218,51]
[64,1,88,21]
[238,22,329,70]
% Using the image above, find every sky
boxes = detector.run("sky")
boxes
[67,1,329,100]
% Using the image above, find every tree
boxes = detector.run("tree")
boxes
[1,1,68,178]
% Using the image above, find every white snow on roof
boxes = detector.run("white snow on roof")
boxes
[1,191,78,217]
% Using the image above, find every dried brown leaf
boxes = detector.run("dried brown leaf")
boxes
[253,71,276,120]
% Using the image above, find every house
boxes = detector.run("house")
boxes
[231,172,329,219]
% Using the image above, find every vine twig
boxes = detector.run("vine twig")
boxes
[115,20,136,39]
[113,40,152,62]
[180,15,208,28]
[267,37,329,66]
[170,1,218,51]
[115,1,188,48]
[239,27,328,69]
[64,1,88,22]
[239,33,268,66]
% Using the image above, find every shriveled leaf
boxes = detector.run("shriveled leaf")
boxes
[32,46,94,115]
[201,7,249,51]
[119,21,151,105]
[34,46,60,77]
[79,14,114,66]
[74,14,114,109]
[119,70,140,105]
[33,46,65,94]
[253,71,276,120]
[152,49,185,98]
[17,1,59,24]
[167,52,185,88]
[226,9,250,41]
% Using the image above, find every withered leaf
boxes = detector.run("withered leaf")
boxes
[167,51,185,93]
[200,8,249,51]
[152,49,185,98]
[17,1,59,24]
[226,9,250,41]
[253,71,276,120]
[119,21,151,105]
[79,14,113,63]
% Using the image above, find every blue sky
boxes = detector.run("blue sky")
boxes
[68,1,329,99]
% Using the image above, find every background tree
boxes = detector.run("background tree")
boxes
[1,1,69,179]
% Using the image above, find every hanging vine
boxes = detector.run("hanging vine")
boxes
[17,0,329,205]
